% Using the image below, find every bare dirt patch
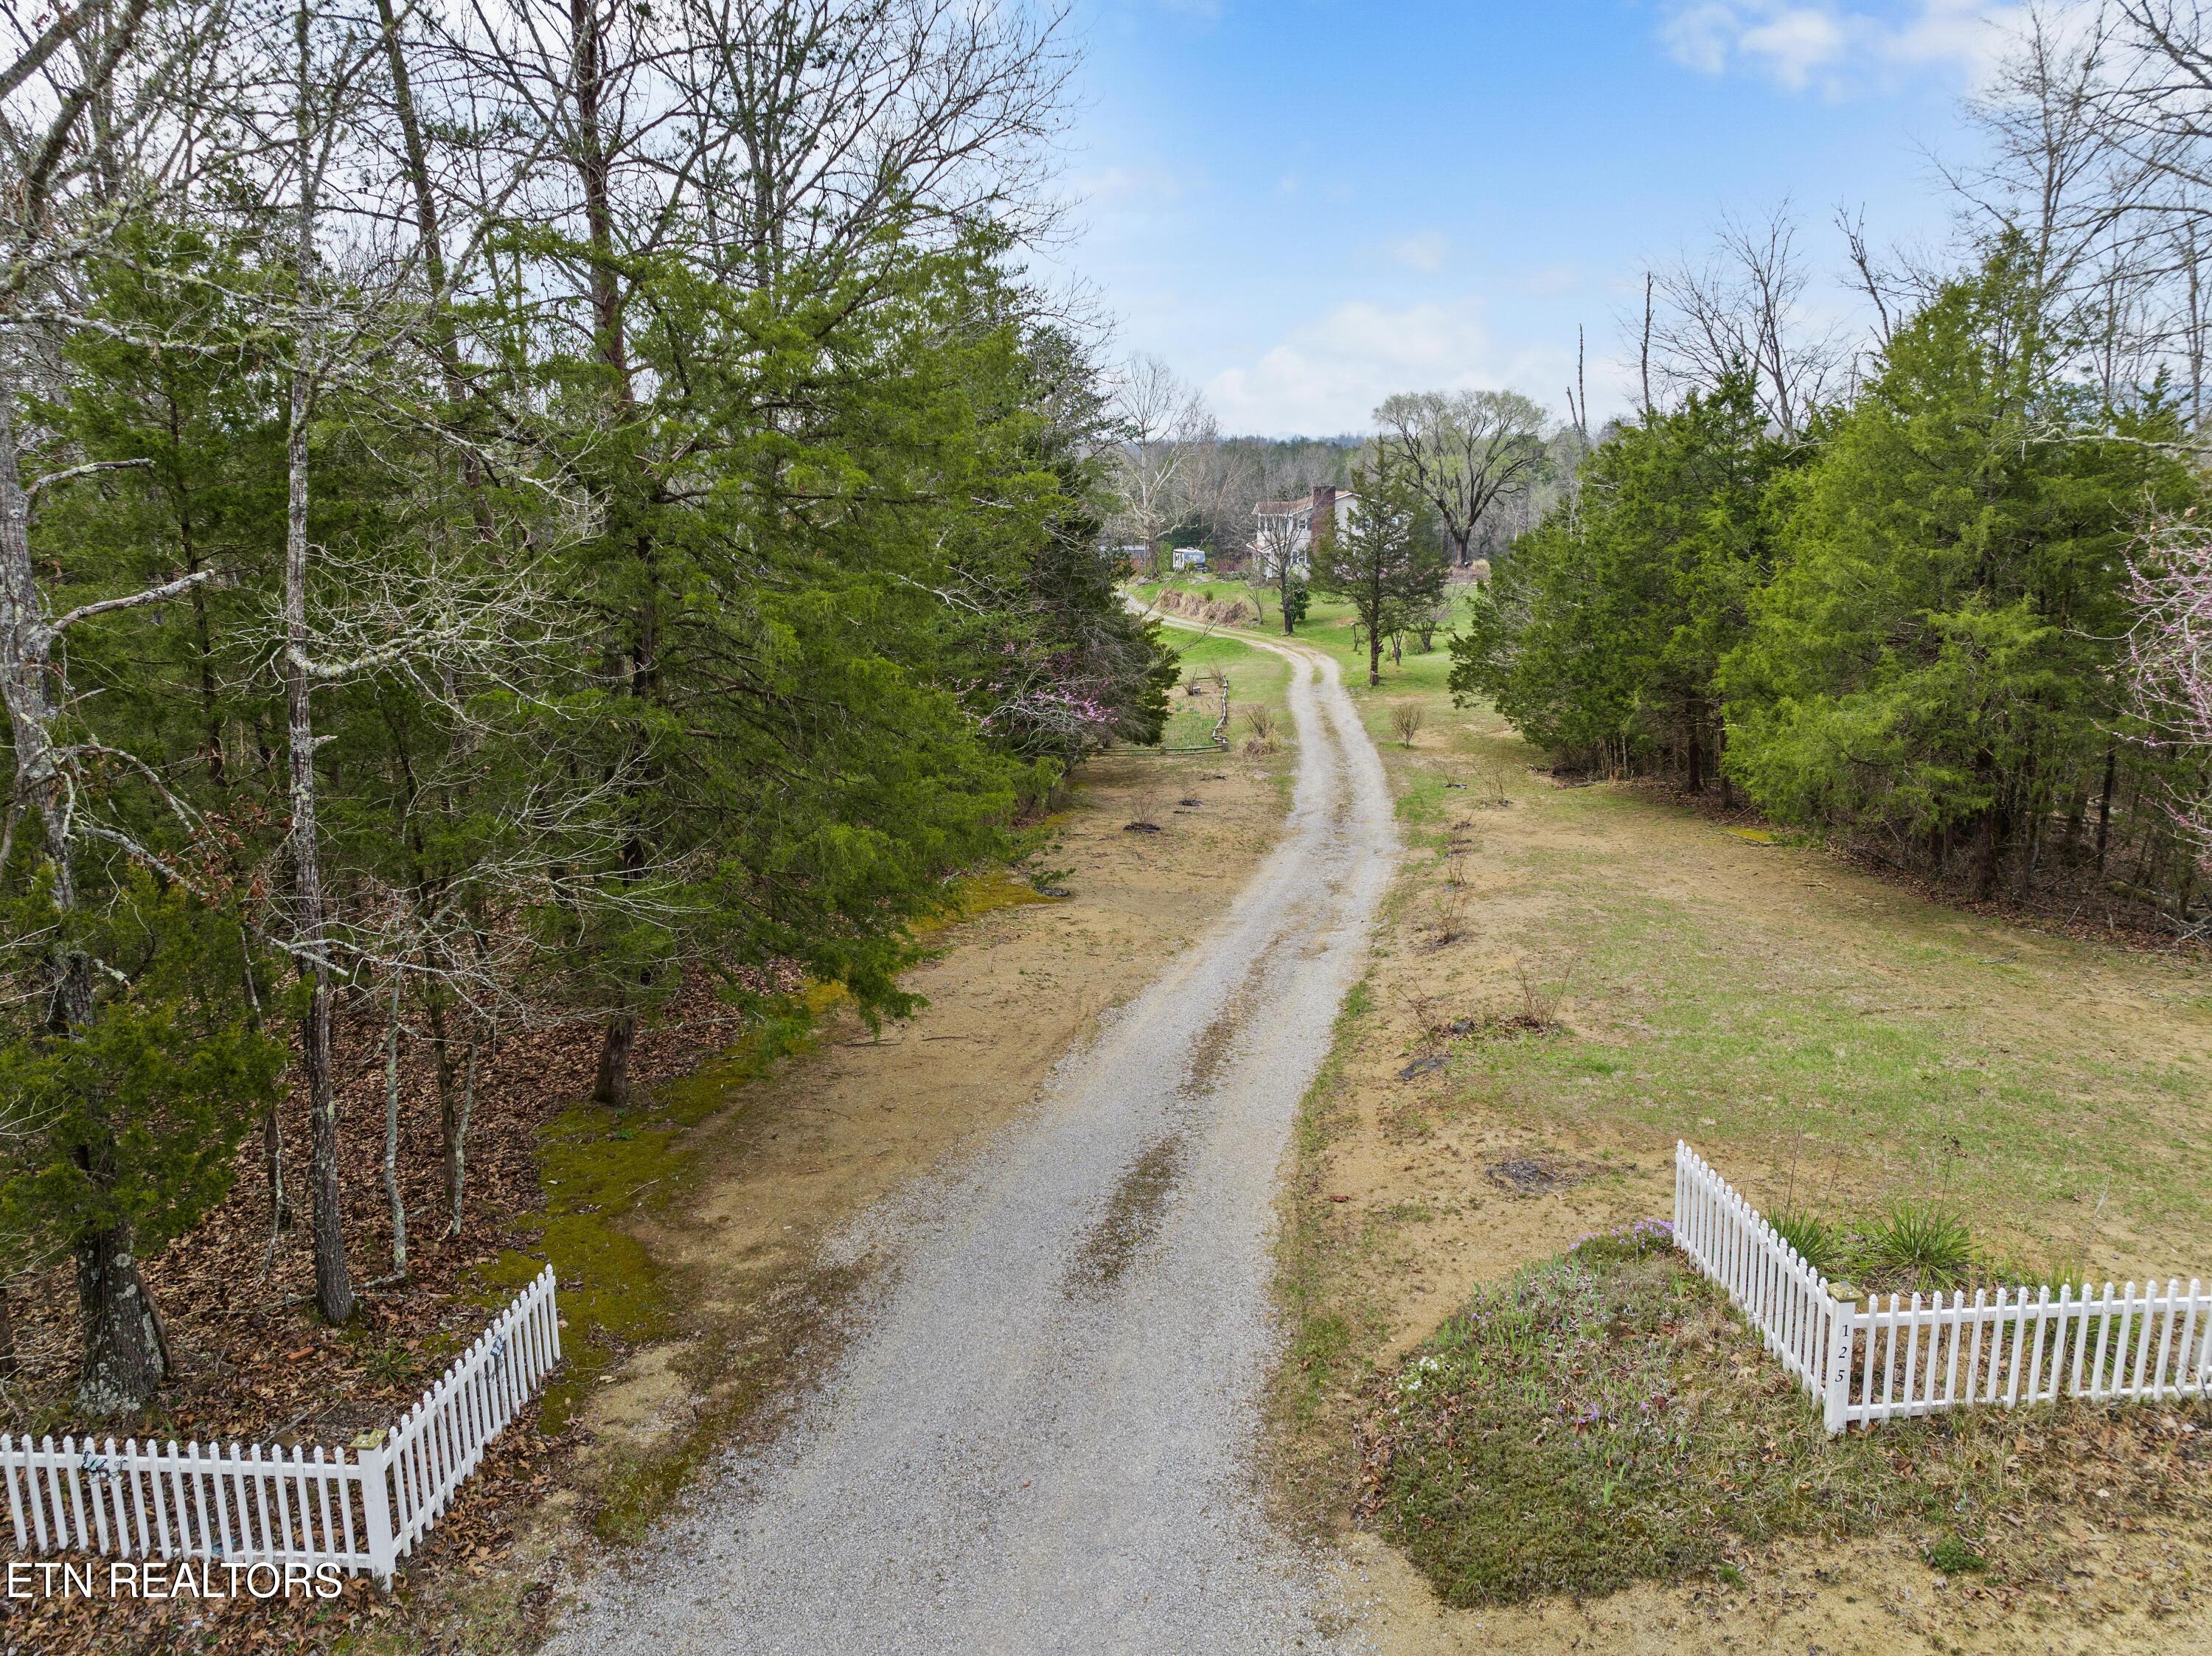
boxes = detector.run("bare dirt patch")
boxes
[1482,1152,1593,1197]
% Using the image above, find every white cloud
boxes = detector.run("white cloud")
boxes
[1202,299,1623,436]
[1660,0,2029,94]
[1390,233,1450,273]
[1206,299,1495,434]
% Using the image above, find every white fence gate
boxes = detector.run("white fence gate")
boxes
[1673,1144,2212,1433]
[0,1264,559,1582]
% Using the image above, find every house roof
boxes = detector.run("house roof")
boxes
[1253,491,1358,516]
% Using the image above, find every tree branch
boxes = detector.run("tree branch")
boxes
[49,566,222,633]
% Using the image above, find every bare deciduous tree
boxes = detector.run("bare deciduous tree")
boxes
[1371,389,1548,571]
[0,0,266,1409]
[1649,202,1847,436]
[1109,353,1206,564]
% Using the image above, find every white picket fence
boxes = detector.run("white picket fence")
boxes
[1673,1144,2212,1433]
[0,1264,559,1582]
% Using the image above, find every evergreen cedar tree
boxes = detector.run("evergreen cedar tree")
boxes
[1,223,1177,1412]
[1310,460,1450,687]
[1453,242,2202,902]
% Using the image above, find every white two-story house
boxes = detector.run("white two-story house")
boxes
[1251,485,1357,574]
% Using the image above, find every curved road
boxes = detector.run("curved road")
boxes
[549,627,1396,1655]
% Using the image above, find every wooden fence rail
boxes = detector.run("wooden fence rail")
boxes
[0,1265,558,1582]
[1673,1144,2212,1433]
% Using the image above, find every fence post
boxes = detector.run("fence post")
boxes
[358,1441,394,1586]
[1673,1143,1686,1256]
[1823,1297,1854,1436]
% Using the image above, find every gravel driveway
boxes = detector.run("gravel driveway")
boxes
[546,632,1397,1655]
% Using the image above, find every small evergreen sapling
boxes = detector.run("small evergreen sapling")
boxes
[0,869,285,1412]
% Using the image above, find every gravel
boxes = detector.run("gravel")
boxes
[546,639,1397,1655]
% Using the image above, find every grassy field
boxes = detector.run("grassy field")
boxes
[1150,621,1295,751]
[1204,565,2212,1643]
[1133,572,1467,745]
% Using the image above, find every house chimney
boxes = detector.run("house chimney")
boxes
[1310,484,1337,553]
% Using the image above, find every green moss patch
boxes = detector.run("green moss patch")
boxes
[476,983,845,1434]
[587,1256,866,1545]
[1364,1224,2212,1607]
[479,865,1049,1517]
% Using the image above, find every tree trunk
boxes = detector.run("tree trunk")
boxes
[596,1012,636,1109]
[445,1030,477,1236]
[372,0,490,533]
[243,933,288,1234]
[75,1223,164,1414]
[1368,628,1382,688]
[1972,807,2004,902]
[264,1098,290,1232]
[2095,742,2118,872]
[381,980,407,1276]
[288,7,352,1326]
[301,977,350,1321]
[572,0,654,1114]
[571,0,630,389]
[0,367,69,897]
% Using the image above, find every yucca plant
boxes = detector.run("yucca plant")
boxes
[1857,1203,1975,1293]
[1770,1208,1843,1276]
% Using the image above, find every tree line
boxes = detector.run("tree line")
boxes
[1455,4,2212,930]
[0,0,1175,1412]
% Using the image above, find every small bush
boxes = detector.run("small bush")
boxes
[1516,956,1576,1029]
[1429,885,1470,944]
[1389,701,1426,747]
[1927,1536,1987,1575]
[1857,1203,1975,1293]
[1770,1208,1843,1276]
[1241,701,1278,742]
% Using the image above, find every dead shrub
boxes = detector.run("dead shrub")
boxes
[1514,954,1579,1030]
[1428,884,1470,945]
[1389,701,1426,748]
[1123,785,1165,833]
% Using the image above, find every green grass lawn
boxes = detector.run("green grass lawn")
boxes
[1140,567,2212,1264]
[1382,694,2212,1272]
[1152,624,1294,750]
[1133,586,1301,753]
[1132,573,1475,745]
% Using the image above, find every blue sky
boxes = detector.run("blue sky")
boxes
[1048,1,2029,435]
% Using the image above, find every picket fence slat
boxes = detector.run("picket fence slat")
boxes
[0,1265,557,1583]
[1672,1144,2210,1434]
